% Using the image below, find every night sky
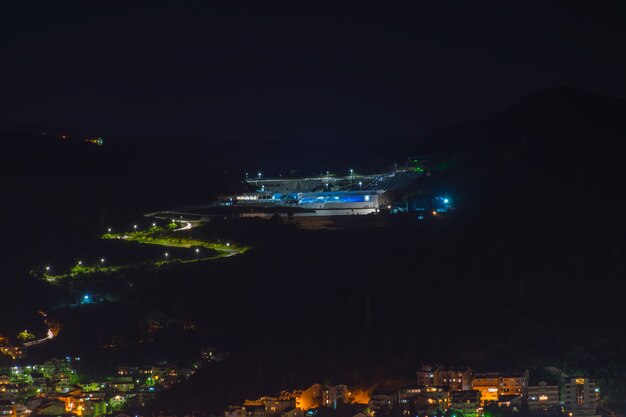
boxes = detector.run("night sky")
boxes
[2,2,626,147]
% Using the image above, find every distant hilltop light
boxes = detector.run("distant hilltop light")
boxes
[85,137,104,146]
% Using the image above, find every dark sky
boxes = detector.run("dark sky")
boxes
[2,1,626,146]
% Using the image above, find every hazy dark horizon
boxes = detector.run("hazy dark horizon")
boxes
[2,2,626,148]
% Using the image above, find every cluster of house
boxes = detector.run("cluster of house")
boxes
[224,384,363,417]
[0,336,25,361]
[0,356,200,417]
[224,365,601,417]
[380,365,601,417]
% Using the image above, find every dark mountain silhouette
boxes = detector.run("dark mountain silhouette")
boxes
[420,86,626,155]
[417,86,626,235]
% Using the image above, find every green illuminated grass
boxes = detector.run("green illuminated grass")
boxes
[43,225,248,282]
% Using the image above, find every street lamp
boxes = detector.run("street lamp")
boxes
[100,258,105,264]
[77,261,82,266]
[152,222,156,227]
[226,242,230,247]
[258,172,262,179]
[164,252,169,260]
[45,266,50,272]
[107,228,112,233]
[133,225,138,230]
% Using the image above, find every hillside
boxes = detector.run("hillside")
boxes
[419,86,626,235]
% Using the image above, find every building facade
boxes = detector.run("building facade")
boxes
[562,378,600,417]
[450,390,481,417]
[416,365,473,391]
[471,371,528,404]
[528,381,560,412]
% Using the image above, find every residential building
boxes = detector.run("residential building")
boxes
[395,386,450,416]
[497,395,522,411]
[416,365,473,391]
[528,381,560,412]
[471,371,528,404]
[499,373,528,399]
[296,384,322,410]
[322,385,348,409]
[450,390,481,417]
[416,365,437,387]
[471,374,500,404]
[35,400,65,416]
[562,378,600,417]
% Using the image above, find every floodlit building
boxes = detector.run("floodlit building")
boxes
[562,378,600,417]
[471,371,528,404]
[296,384,322,410]
[471,374,500,404]
[528,381,560,412]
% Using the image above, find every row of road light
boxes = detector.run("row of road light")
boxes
[44,221,233,273]
[45,257,105,273]
[45,244,231,274]
[246,169,356,180]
